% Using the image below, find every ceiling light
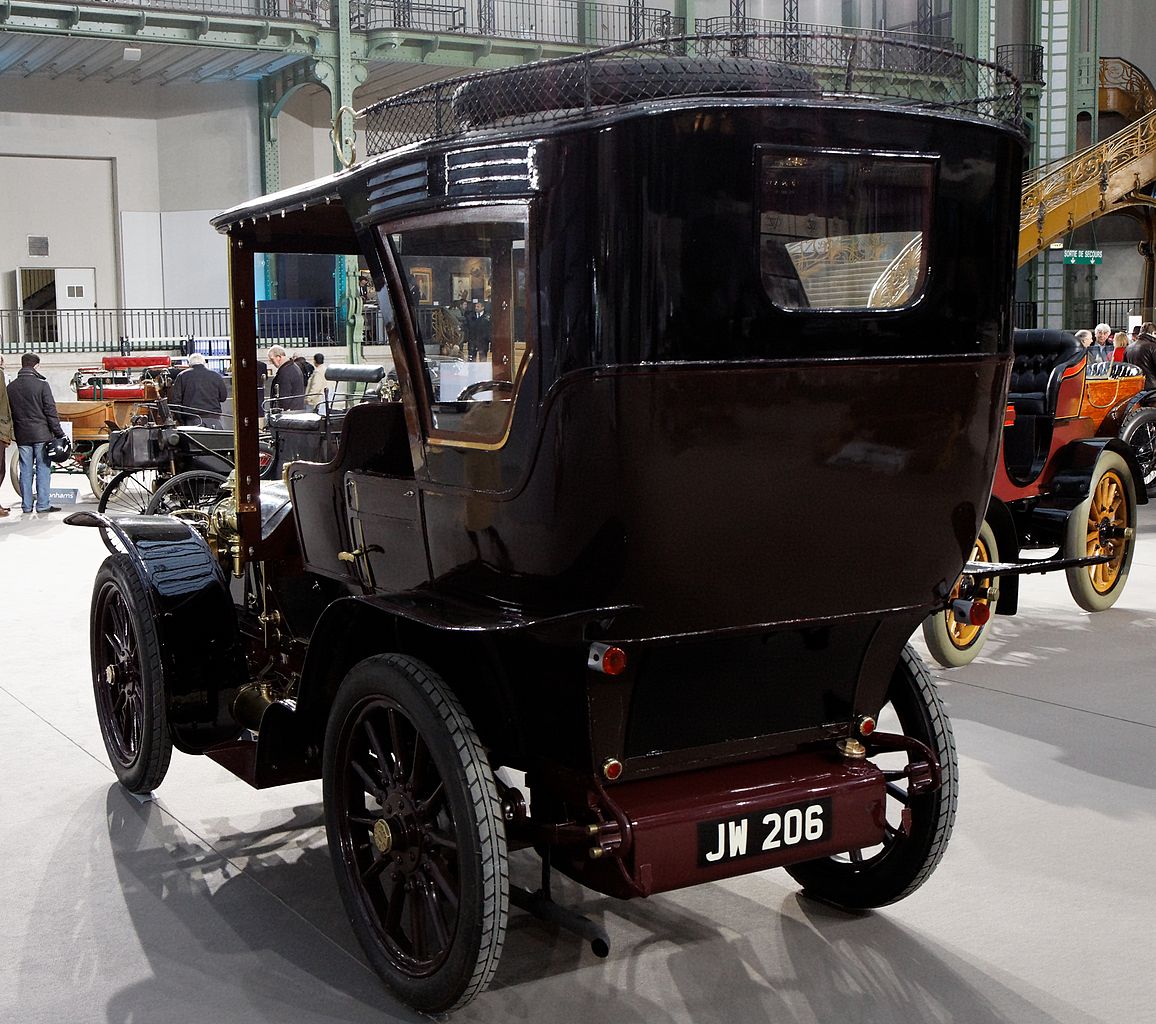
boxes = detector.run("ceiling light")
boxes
[123,47,142,63]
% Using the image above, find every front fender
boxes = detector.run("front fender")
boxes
[1036,437,1150,512]
[66,511,247,754]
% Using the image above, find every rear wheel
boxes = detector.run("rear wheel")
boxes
[785,646,957,908]
[1063,450,1136,612]
[323,654,508,1013]
[91,553,172,793]
[920,520,999,668]
[1118,407,1156,495]
[144,470,226,516]
[98,468,159,514]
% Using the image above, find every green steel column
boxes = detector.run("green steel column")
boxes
[258,77,281,301]
[316,0,368,363]
[953,0,994,64]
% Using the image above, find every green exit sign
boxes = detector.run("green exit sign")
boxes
[1063,249,1103,265]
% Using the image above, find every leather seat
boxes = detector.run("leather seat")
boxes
[1008,329,1086,416]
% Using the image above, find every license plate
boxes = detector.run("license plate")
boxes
[696,797,832,866]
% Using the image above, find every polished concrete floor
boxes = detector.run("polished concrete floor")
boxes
[1,475,1153,1023]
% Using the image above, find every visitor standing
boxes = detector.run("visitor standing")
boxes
[7,352,64,514]
[0,356,12,517]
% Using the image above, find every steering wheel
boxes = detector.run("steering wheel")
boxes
[457,380,513,402]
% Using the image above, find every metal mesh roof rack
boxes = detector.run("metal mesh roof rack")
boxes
[360,32,1024,158]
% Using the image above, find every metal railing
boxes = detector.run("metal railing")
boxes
[483,1,680,46]
[357,0,466,31]
[48,0,688,44]
[696,17,961,73]
[0,307,345,355]
[1014,300,1038,329]
[996,44,1045,86]
[81,0,334,27]
[1094,298,1143,331]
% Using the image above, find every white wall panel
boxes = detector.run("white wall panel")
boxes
[120,211,165,308]
[160,210,229,308]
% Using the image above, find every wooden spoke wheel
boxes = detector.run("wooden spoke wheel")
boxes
[785,646,957,908]
[1064,451,1136,612]
[91,554,172,793]
[921,520,999,668]
[87,441,115,500]
[323,655,507,1013]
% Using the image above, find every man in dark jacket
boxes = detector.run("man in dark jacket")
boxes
[1124,322,1156,389]
[465,300,492,362]
[170,353,228,427]
[267,345,305,412]
[7,352,64,514]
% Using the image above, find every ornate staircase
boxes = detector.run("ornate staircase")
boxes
[1019,57,1156,267]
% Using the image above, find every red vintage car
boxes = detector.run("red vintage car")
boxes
[922,329,1147,666]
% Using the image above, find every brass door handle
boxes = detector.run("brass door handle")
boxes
[337,548,364,563]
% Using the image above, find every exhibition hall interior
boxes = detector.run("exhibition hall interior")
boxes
[1,2,1151,1022]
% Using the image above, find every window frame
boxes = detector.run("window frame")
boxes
[379,202,532,448]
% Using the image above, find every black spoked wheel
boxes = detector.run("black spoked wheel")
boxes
[323,654,508,1013]
[91,553,172,793]
[144,470,226,516]
[98,468,159,514]
[1119,406,1156,495]
[786,646,957,908]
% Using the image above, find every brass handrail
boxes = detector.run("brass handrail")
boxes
[1019,105,1156,265]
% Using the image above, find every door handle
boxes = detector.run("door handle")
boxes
[337,548,363,563]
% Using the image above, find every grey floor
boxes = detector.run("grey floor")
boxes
[1,475,1153,1024]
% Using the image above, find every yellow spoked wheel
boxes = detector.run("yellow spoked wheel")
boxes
[1064,452,1136,612]
[921,520,999,668]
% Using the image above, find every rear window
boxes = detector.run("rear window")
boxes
[758,148,935,311]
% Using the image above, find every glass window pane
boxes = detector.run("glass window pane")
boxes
[758,149,934,311]
[385,210,528,440]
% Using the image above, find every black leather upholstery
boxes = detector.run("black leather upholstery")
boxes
[1008,329,1086,416]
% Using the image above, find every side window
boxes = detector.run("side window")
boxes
[383,208,529,442]
[758,148,935,311]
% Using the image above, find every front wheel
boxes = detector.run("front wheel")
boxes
[785,646,957,908]
[921,520,999,668]
[1063,450,1136,612]
[91,553,172,793]
[9,446,20,497]
[323,654,508,1013]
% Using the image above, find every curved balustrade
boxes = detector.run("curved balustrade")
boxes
[1019,105,1156,265]
[1099,55,1156,120]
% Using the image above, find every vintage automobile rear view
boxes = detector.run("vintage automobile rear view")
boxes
[68,33,1026,1013]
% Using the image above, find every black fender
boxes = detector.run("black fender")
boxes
[295,592,634,756]
[1110,387,1156,427]
[1036,437,1149,511]
[983,497,1020,616]
[65,511,247,754]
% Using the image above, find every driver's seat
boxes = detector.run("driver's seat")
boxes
[1008,329,1086,417]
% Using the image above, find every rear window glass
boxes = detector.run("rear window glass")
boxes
[758,148,935,311]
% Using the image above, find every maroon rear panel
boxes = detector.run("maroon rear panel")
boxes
[556,751,885,898]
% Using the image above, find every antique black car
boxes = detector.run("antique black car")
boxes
[68,35,1026,1013]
